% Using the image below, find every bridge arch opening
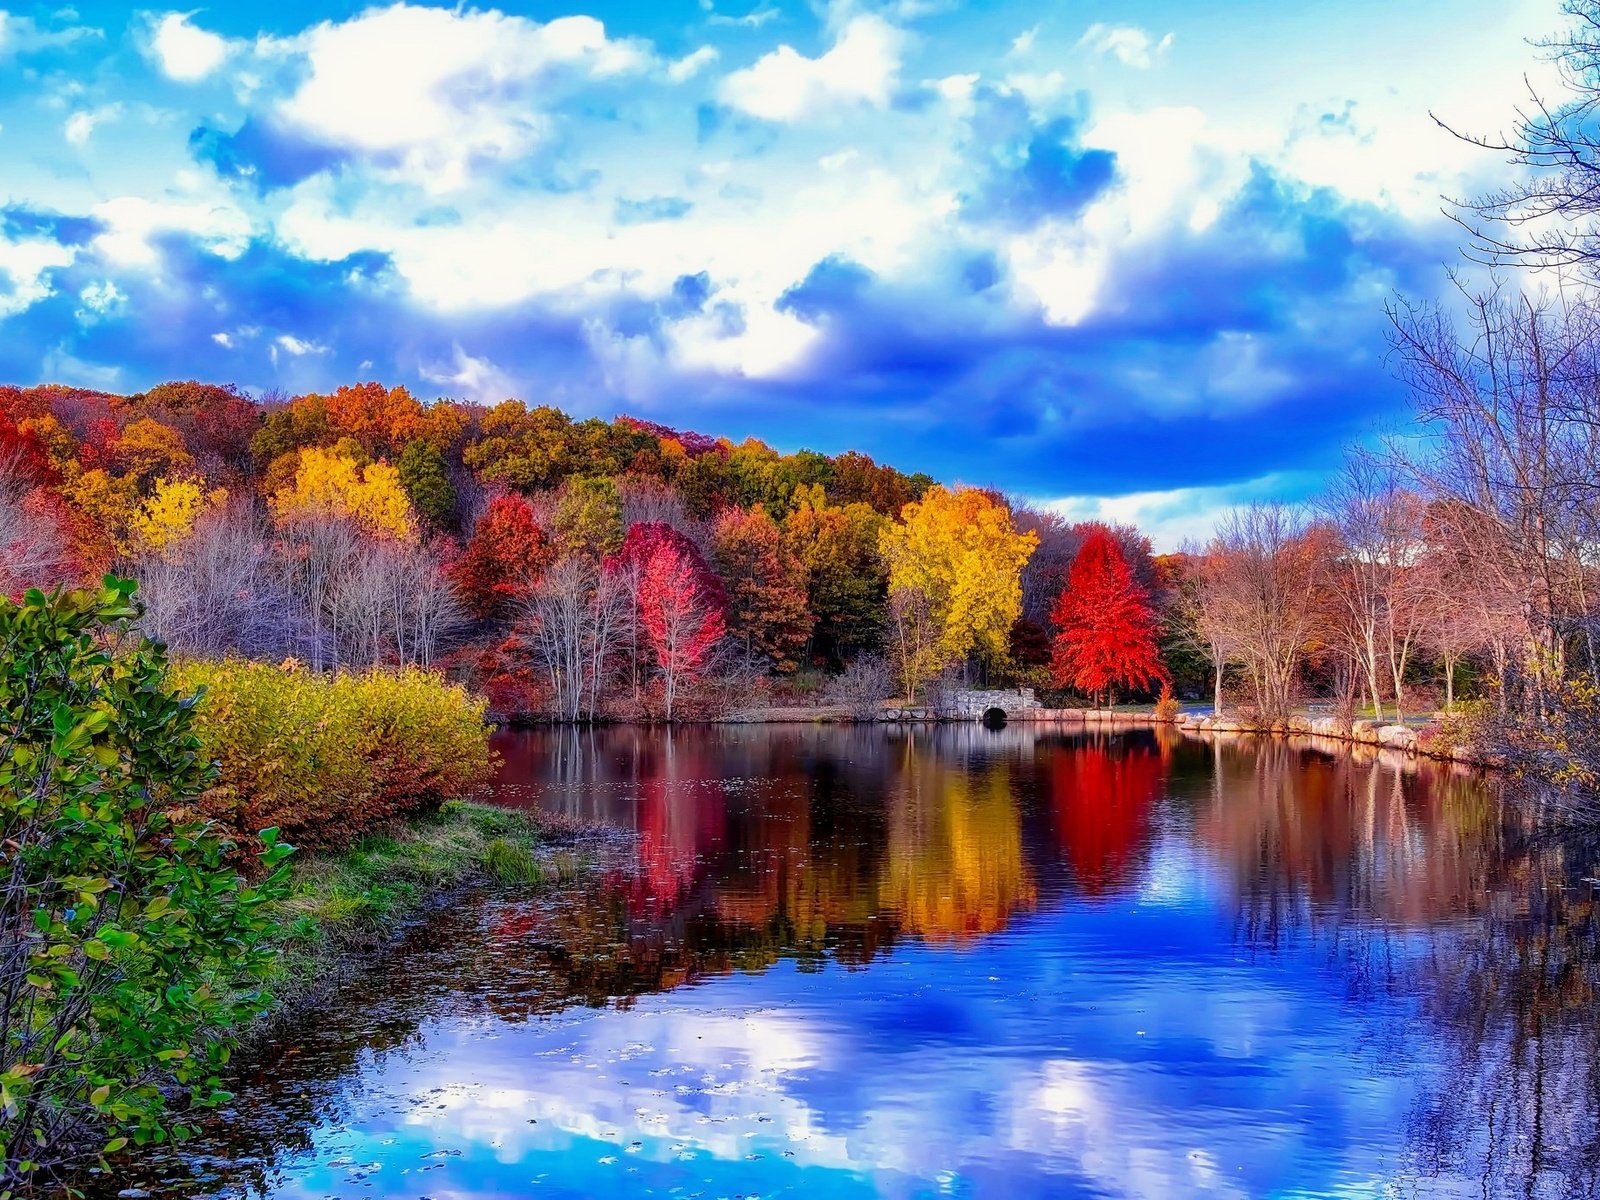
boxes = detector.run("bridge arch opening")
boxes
[982,706,1008,729]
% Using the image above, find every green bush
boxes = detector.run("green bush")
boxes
[0,578,291,1189]
[172,660,495,851]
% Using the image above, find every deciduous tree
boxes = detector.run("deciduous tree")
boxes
[1049,530,1167,705]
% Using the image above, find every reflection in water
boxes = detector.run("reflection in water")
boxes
[107,726,1600,1199]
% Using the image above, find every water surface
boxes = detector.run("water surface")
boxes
[119,725,1600,1198]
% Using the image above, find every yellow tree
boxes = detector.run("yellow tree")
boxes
[62,468,141,556]
[130,476,228,556]
[270,447,416,540]
[877,486,1036,699]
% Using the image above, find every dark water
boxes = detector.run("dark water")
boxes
[117,725,1600,1199]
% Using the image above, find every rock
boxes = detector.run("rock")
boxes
[1377,724,1418,751]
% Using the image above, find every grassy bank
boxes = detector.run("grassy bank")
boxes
[252,800,604,1027]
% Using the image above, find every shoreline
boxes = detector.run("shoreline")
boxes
[241,801,628,1046]
[491,707,1495,768]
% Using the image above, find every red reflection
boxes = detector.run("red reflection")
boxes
[1048,739,1165,897]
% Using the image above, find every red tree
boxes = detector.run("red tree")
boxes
[449,494,553,620]
[613,522,727,719]
[1050,529,1167,705]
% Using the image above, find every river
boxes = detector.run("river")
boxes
[112,724,1600,1198]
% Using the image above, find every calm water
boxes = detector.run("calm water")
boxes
[116,725,1600,1199]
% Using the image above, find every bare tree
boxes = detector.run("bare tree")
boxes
[1321,454,1428,721]
[823,653,893,720]
[1388,285,1600,715]
[520,556,631,720]
[1172,544,1243,716]
[328,537,467,669]
[1204,505,1329,721]
[0,450,70,594]
[1439,0,1600,271]
[131,501,292,657]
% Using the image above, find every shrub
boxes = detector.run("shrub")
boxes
[0,578,291,1187]
[1154,682,1180,723]
[172,660,494,850]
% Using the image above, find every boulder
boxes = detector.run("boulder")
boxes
[1377,724,1418,751]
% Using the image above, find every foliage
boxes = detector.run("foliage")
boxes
[449,494,554,621]
[172,660,494,850]
[616,522,727,719]
[396,440,457,531]
[0,578,291,1187]
[711,506,812,672]
[129,476,227,557]
[1154,682,1180,723]
[878,486,1036,694]
[552,476,624,557]
[270,447,417,540]
[1050,530,1167,703]
[783,485,885,665]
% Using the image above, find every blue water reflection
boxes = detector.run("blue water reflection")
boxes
[119,726,1600,1199]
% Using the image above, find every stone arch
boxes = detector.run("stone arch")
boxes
[981,706,1008,729]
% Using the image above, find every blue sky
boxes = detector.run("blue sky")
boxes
[0,0,1559,544]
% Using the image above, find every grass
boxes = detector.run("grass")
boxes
[254,800,582,1021]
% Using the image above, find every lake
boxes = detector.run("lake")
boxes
[115,724,1600,1199]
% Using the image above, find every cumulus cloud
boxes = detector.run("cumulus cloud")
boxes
[146,12,231,82]
[268,5,650,191]
[720,15,903,122]
[1077,24,1174,70]
[0,235,74,318]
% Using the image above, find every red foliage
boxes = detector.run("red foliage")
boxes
[449,495,554,621]
[613,522,727,713]
[1050,529,1167,701]
[0,412,57,487]
[618,416,721,458]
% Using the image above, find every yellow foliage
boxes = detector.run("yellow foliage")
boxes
[131,476,227,555]
[62,468,141,556]
[270,446,417,540]
[172,660,494,849]
[878,485,1037,668]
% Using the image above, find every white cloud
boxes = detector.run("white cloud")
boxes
[91,195,252,265]
[63,104,119,146]
[668,45,719,83]
[1043,474,1315,552]
[274,333,327,356]
[147,12,230,82]
[0,11,97,60]
[211,331,234,348]
[720,15,903,122]
[1077,23,1173,70]
[0,237,74,318]
[76,280,124,317]
[706,4,781,29]
[420,344,518,403]
[273,5,650,191]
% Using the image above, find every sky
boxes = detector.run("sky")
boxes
[0,0,1564,545]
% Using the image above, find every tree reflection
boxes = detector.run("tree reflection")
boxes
[1043,733,1165,898]
[98,727,1600,1198]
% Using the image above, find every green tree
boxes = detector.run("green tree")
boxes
[397,439,458,530]
[552,476,624,557]
[0,578,291,1187]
